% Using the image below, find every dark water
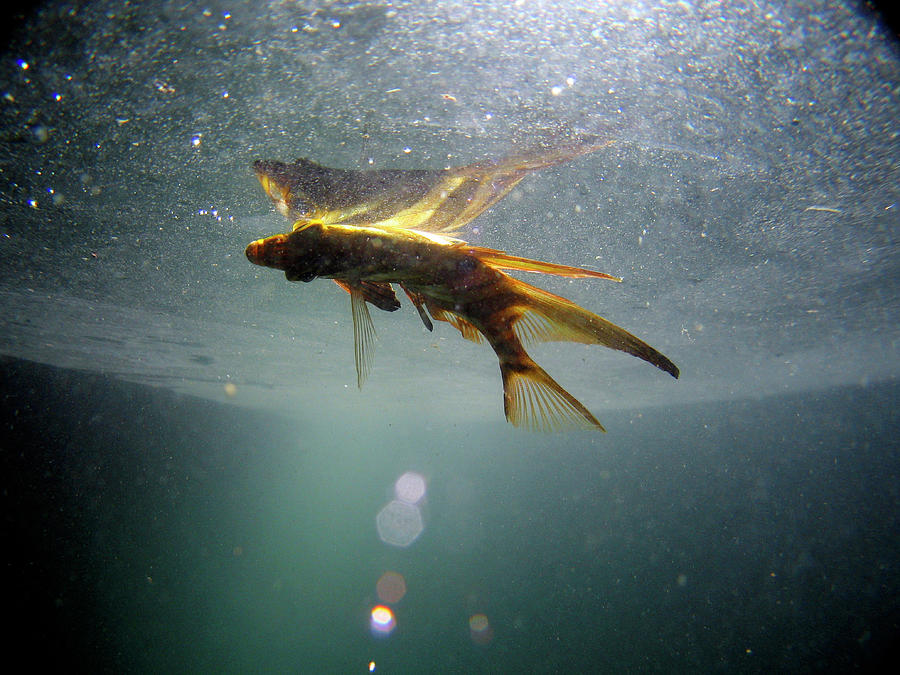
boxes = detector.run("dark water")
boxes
[2,1,899,672]
[4,356,898,672]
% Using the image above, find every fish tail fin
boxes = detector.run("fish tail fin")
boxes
[513,281,680,379]
[499,354,605,432]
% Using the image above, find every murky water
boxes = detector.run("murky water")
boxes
[2,1,898,671]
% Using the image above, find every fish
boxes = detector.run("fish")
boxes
[246,137,679,430]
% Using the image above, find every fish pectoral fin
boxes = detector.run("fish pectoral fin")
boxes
[500,357,605,432]
[333,279,401,312]
[349,285,377,388]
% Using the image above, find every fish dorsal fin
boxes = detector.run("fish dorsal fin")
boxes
[350,285,377,388]
[501,358,605,432]
[468,246,621,280]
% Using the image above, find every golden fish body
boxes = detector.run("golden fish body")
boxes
[246,221,679,431]
[252,135,613,234]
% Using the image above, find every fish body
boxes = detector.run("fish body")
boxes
[246,221,678,431]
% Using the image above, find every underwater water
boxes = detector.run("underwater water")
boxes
[2,1,898,672]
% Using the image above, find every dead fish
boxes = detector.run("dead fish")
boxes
[245,217,679,431]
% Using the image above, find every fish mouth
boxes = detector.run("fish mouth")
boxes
[245,238,266,265]
[245,234,289,269]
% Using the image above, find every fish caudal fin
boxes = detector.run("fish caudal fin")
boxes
[500,356,605,432]
[513,282,680,379]
[468,247,677,377]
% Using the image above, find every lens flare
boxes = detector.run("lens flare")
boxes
[469,613,493,645]
[376,571,407,604]
[394,471,426,504]
[370,605,396,636]
[376,500,424,547]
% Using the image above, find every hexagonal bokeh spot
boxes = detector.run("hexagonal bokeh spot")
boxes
[376,500,424,547]
[394,471,426,505]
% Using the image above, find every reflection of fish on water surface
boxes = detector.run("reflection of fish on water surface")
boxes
[246,135,679,431]
[251,135,613,234]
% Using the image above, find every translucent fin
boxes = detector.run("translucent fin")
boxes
[468,246,621,280]
[350,286,377,388]
[427,306,484,344]
[514,309,565,345]
[292,218,323,232]
[423,136,615,235]
[501,359,605,432]
[446,314,484,344]
[499,136,614,172]
[399,284,486,343]
[256,137,613,235]
[509,281,680,379]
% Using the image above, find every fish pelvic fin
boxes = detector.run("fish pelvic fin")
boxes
[500,355,605,432]
[510,280,680,379]
[349,285,377,388]
[400,287,434,332]
[334,279,401,312]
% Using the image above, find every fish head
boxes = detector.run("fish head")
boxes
[252,159,317,221]
[245,222,325,283]
[246,232,290,270]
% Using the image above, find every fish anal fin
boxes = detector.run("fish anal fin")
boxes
[448,314,484,344]
[427,306,484,344]
[500,358,605,432]
[349,286,377,388]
